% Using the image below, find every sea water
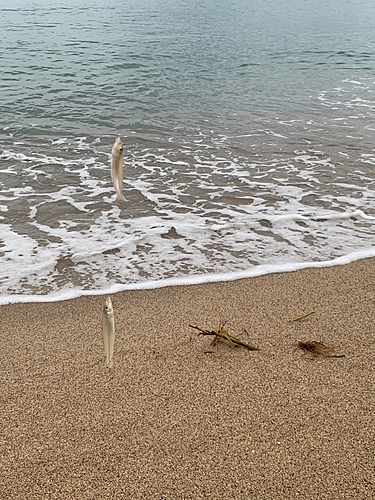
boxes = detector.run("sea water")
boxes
[1,0,375,304]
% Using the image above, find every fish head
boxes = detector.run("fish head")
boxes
[103,296,114,317]
[112,137,123,158]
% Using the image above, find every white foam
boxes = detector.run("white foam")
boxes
[1,248,374,306]
[1,87,375,306]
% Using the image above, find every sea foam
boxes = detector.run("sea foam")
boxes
[1,248,375,306]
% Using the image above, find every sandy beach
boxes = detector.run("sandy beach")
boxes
[1,258,374,499]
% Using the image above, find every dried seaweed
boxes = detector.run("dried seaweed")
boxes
[297,341,345,359]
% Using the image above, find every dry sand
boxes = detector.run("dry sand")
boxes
[1,258,374,499]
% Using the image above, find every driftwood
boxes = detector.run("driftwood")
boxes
[190,325,259,351]
[190,296,259,351]
[297,341,345,359]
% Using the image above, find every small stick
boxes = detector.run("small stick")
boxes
[293,311,315,322]
[209,294,234,346]
[189,325,259,351]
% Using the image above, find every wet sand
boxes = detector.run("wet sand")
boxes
[1,258,374,499]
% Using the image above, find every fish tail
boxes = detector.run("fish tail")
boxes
[108,360,114,372]
[116,193,126,201]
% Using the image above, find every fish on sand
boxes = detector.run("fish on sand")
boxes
[102,296,115,371]
[111,135,125,201]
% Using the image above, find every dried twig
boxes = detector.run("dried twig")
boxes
[293,311,315,321]
[297,341,345,359]
[209,295,234,345]
[190,296,259,352]
[189,325,259,351]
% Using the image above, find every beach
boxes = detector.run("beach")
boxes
[0,257,374,499]
[1,2,375,498]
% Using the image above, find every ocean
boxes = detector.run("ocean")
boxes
[1,0,375,304]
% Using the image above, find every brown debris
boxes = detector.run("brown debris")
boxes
[293,311,315,321]
[194,296,259,351]
[297,341,345,359]
[189,325,259,352]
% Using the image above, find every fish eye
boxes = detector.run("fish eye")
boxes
[119,147,123,151]
[105,306,109,310]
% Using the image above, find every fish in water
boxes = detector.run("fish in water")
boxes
[102,296,115,371]
[111,136,125,201]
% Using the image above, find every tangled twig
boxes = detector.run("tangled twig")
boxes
[189,325,259,351]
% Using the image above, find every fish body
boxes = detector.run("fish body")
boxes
[111,136,125,201]
[102,296,115,371]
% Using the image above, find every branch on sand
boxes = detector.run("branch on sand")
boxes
[297,341,345,359]
[189,296,259,352]
[190,325,259,351]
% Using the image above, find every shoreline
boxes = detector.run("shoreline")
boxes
[1,257,374,498]
[2,247,375,306]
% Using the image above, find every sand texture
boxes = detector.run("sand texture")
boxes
[1,258,374,499]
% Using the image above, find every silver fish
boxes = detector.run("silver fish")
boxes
[111,136,125,201]
[102,296,115,371]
